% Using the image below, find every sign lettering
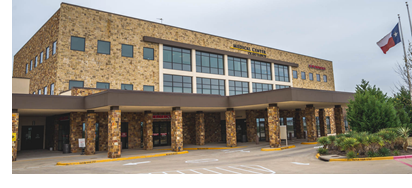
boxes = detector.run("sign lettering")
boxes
[152,115,171,119]
[230,44,267,58]
[308,65,326,70]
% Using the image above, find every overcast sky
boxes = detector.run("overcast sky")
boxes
[11,0,412,95]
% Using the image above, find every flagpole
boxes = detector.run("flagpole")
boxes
[407,2,412,37]
[399,14,412,101]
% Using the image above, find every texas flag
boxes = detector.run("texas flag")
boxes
[377,23,401,54]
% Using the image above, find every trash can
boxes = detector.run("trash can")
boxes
[242,135,247,143]
[63,144,70,154]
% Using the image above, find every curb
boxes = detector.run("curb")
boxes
[156,146,247,151]
[301,142,318,145]
[316,153,412,162]
[261,145,296,151]
[56,151,189,166]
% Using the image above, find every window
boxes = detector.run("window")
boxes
[229,80,249,96]
[293,70,297,79]
[25,64,28,74]
[301,72,306,80]
[326,116,331,134]
[121,84,133,90]
[163,46,191,71]
[69,80,84,89]
[44,86,48,95]
[323,75,327,82]
[40,52,43,63]
[197,77,225,96]
[316,74,320,81]
[46,47,50,59]
[96,82,110,89]
[30,60,33,71]
[228,56,248,77]
[309,73,313,81]
[163,74,192,93]
[71,36,85,51]
[196,51,224,75]
[143,85,154,91]
[252,83,272,93]
[52,41,57,55]
[143,47,154,60]
[251,60,272,80]
[97,40,110,54]
[276,85,290,89]
[38,89,42,95]
[121,44,133,57]
[33,91,35,95]
[35,56,38,67]
[50,83,54,95]
[274,64,289,82]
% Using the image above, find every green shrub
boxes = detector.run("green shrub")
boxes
[317,137,330,149]
[346,151,357,159]
[392,150,400,156]
[378,147,390,157]
[317,148,328,155]
[366,151,377,157]
[342,138,360,152]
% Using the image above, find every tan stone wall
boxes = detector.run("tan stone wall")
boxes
[183,113,196,145]
[71,88,106,96]
[12,113,19,161]
[267,106,281,148]
[204,113,221,143]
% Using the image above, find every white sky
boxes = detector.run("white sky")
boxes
[11,0,412,94]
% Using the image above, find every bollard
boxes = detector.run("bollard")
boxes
[256,135,259,144]
[289,132,292,140]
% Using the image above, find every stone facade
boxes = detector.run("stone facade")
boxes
[334,106,345,134]
[182,113,196,144]
[225,109,237,147]
[69,112,84,153]
[123,113,142,149]
[143,112,153,150]
[294,109,303,139]
[245,110,266,142]
[268,105,281,148]
[53,119,59,151]
[204,113,221,143]
[305,105,317,142]
[71,88,106,96]
[97,112,109,151]
[85,112,96,155]
[108,108,121,158]
[12,113,19,161]
[195,112,205,145]
[318,109,327,136]
[171,108,183,152]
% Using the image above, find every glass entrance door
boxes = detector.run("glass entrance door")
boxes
[256,118,266,141]
[121,122,129,149]
[21,126,44,150]
[153,122,171,146]
[58,122,70,151]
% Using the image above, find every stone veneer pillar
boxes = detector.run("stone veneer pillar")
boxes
[171,107,183,151]
[268,104,281,148]
[334,105,345,134]
[226,108,237,147]
[195,111,205,145]
[265,110,269,142]
[85,110,97,155]
[128,113,140,149]
[143,111,153,150]
[12,109,19,161]
[108,106,121,158]
[305,105,317,142]
[294,109,303,139]
[319,109,327,137]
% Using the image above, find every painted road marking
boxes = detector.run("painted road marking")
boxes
[228,166,262,174]
[215,167,242,174]
[185,158,218,163]
[124,161,151,166]
[314,146,322,148]
[189,169,203,174]
[202,168,222,174]
[291,162,310,165]
[240,165,275,173]
[222,149,250,153]
[142,165,275,174]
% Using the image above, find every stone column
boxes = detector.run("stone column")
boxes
[226,108,237,147]
[294,109,303,139]
[265,110,269,142]
[305,105,317,142]
[334,105,345,134]
[246,110,257,142]
[128,113,140,149]
[53,118,59,151]
[69,112,83,153]
[171,107,183,151]
[268,104,281,148]
[143,111,153,150]
[195,111,205,145]
[108,106,121,158]
[319,109,327,137]
[85,110,97,155]
[12,109,19,161]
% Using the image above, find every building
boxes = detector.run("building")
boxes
[12,2,353,161]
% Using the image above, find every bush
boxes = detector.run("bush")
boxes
[346,151,357,159]
[317,137,330,149]
[392,150,400,156]
[378,147,391,157]
[318,148,328,155]
[367,151,377,157]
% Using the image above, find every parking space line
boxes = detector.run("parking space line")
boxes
[228,166,262,174]
[189,169,203,174]
[176,170,184,174]
[240,165,273,173]
[216,167,242,174]
[203,168,221,174]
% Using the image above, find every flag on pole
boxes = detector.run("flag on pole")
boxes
[377,23,402,54]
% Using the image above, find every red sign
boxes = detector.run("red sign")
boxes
[308,65,325,70]
[121,132,127,137]
[153,133,159,136]
[153,115,171,119]
[58,116,69,121]
[161,133,167,136]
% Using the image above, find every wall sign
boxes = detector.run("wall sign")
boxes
[308,65,326,70]
[121,132,127,137]
[153,115,171,119]
[78,138,85,148]
[12,133,16,142]
[230,44,267,58]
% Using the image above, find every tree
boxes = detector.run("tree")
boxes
[394,42,412,101]
[393,86,412,132]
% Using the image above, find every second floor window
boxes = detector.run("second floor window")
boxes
[196,51,224,75]
[97,40,110,54]
[163,46,191,71]
[309,73,313,81]
[276,85,290,89]
[25,64,28,74]
[143,47,154,60]
[71,36,85,51]
[35,56,38,67]
[323,75,327,82]
[96,82,110,89]
[30,60,33,71]
[44,86,48,95]
[316,74,320,81]
[40,52,43,63]
[229,80,249,96]
[69,80,84,89]
[197,77,225,96]
[293,70,297,78]
[50,83,54,95]
[251,60,272,80]
[52,41,57,55]
[274,64,289,82]
[121,44,133,57]
[301,72,306,80]
[228,56,248,78]
[38,89,41,95]
[143,85,154,91]
[46,47,50,59]
[163,74,192,93]
[253,83,273,93]
[121,84,133,90]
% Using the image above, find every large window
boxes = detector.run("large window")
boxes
[252,83,272,93]
[69,80,84,89]
[40,52,43,63]
[163,74,192,93]
[35,56,38,67]
[293,70,297,78]
[52,41,57,55]
[143,47,154,60]
[121,44,133,57]
[143,85,154,91]
[96,82,110,89]
[30,60,33,71]
[46,47,50,60]
[121,84,133,90]
[44,86,48,95]
[97,40,110,54]
[309,73,313,81]
[326,116,331,134]
[25,64,28,74]
[163,46,191,71]
[276,85,290,89]
[197,77,225,96]
[316,74,320,81]
[301,72,306,80]
[251,60,272,80]
[274,64,289,82]
[196,51,224,75]
[228,56,248,77]
[71,36,85,51]
[323,75,327,82]
[229,80,249,96]
[50,83,54,95]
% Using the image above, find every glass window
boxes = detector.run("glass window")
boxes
[35,56,38,67]
[196,51,224,75]
[229,80,249,96]
[96,82,110,89]
[52,41,57,55]
[46,47,50,60]
[69,80,84,89]
[309,73,313,81]
[301,72,306,80]
[252,83,273,93]
[143,85,154,91]
[163,74,192,93]
[97,40,110,54]
[326,116,331,134]
[276,85,290,89]
[197,77,225,96]
[163,46,191,71]
[228,56,248,78]
[121,44,133,57]
[274,64,289,82]
[293,70,297,78]
[143,47,154,60]
[316,74,320,81]
[30,60,33,71]
[251,60,272,80]
[40,52,43,63]
[33,91,36,95]
[44,86,48,95]
[121,84,133,90]
[38,89,42,95]
[50,83,54,95]
[25,64,28,74]
[323,75,327,82]
[70,36,85,51]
